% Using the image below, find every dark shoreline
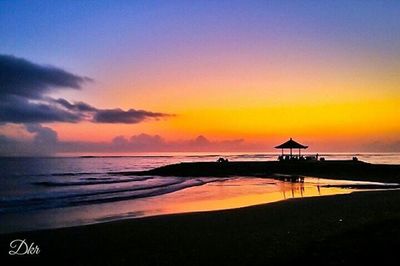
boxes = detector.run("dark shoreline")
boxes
[1,190,400,265]
[128,160,400,183]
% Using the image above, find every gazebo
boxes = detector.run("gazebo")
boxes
[275,138,308,159]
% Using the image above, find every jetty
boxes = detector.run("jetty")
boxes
[121,139,400,183]
[126,160,400,183]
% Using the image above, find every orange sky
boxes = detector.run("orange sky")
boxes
[48,49,400,151]
[2,1,400,152]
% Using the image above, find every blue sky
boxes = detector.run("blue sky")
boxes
[2,0,399,74]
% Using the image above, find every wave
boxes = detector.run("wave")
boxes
[94,211,146,222]
[185,154,221,158]
[71,178,221,206]
[2,178,183,205]
[78,155,174,158]
[32,172,103,177]
[34,176,152,187]
[0,177,224,213]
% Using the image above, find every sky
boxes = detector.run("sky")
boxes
[1,0,400,155]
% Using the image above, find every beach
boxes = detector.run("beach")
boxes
[1,155,399,233]
[1,155,400,265]
[2,189,400,265]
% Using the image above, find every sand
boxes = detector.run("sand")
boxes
[2,189,400,265]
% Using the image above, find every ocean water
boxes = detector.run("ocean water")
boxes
[0,153,399,233]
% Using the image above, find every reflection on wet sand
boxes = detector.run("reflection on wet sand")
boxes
[281,182,320,199]
[138,177,356,216]
[0,177,371,233]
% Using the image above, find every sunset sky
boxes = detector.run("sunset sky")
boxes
[1,0,400,154]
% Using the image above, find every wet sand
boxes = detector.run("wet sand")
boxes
[2,189,400,265]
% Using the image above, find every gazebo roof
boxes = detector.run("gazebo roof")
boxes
[275,138,308,149]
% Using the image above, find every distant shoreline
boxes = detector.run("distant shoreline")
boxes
[1,151,400,159]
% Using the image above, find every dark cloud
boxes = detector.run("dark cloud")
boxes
[0,54,172,124]
[26,124,58,145]
[0,124,59,156]
[51,98,169,124]
[0,54,91,99]
[93,109,169,123]
[51,98,97,112]
[0,54,91,124]
[0,135,20,156]
[0,96,81,123]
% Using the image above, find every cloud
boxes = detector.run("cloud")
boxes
[0,54,171,124]
[0,54,91,99]
[64,133,247,153]
[25,124,58,145]
[364,140,400,152]
[93,109,170,123]
[0,124,59,156]
[0,96,82,123]
[0,54,90,123]
[0,130,253,156]
[51,98,169,124]
[52,98,97,112]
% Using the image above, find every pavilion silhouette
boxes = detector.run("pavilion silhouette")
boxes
[275,138,310,161]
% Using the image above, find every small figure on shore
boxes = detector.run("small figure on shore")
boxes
[353,157,358,162]
[217,157,229,163]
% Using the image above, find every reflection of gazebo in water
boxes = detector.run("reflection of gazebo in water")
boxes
[275,138,309,161]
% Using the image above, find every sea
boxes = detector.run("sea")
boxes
[1,152,399,233]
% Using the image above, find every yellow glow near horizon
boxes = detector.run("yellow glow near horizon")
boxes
[50,94,400,151]
[48,46,400,151]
